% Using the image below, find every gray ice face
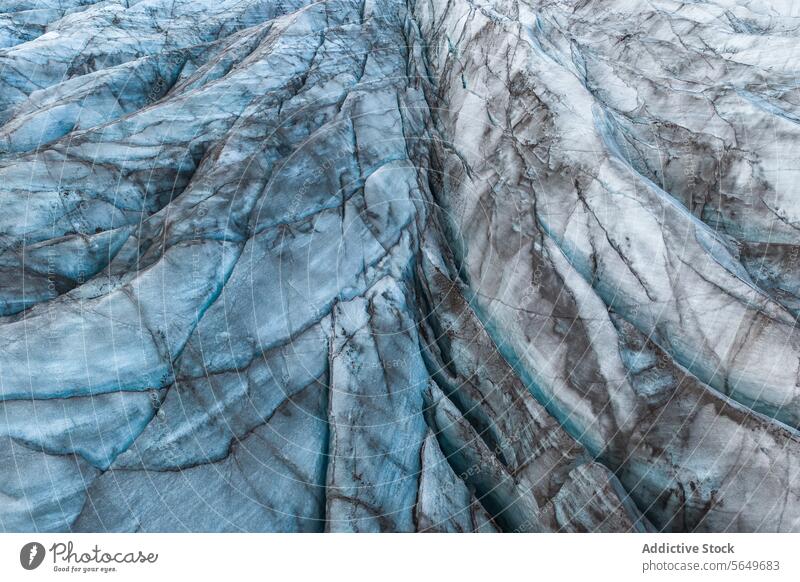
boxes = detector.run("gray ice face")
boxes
[1,0,800,533]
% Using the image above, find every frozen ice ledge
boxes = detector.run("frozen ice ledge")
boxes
[1,0,800,532]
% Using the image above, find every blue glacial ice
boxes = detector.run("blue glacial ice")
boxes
[2,0,800,532]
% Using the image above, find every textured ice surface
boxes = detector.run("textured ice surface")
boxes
[2,0,800,532]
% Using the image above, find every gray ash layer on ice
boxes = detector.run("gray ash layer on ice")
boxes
[1,0,799,532]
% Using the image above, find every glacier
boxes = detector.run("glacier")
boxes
[1,0,800,532]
